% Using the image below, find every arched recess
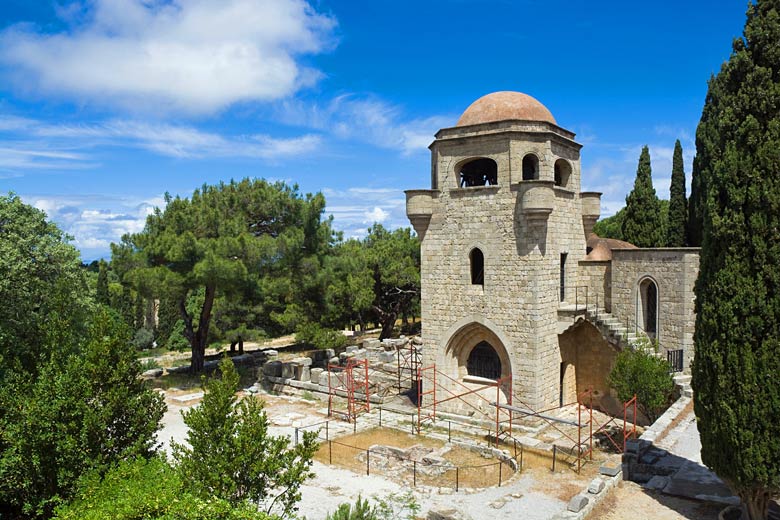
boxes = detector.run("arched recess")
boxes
[441,317,513,401]
[469,247,484,285]
[522,154,539,180]
[554,158,572,187]
[458,157,498,187]
[558,320,619,413]
[637,277,659,339]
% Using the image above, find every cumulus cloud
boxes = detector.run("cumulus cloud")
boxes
[278,94,452,155]
[27,193,167,259]
[323,187,407,238]
[0,0,336,114]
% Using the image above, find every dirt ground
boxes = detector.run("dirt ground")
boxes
[588,480,723,520]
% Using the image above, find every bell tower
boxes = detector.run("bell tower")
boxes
[406,91,601,411]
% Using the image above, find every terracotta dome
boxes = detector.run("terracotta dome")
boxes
[585,233,638,261]
[456,91,556,127]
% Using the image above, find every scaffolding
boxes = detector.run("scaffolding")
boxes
[411,363,637,473]
[327,358,370,423]
[397,341,421,394]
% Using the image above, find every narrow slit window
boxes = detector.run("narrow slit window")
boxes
[470,248,484,285]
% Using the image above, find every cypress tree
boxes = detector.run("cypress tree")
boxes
[96,259,110,305]
[156,296,179,347]
[691,2,780,518]
[621,146,663,247]
[666,140,688,246]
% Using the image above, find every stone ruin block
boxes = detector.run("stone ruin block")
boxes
[345,345,359,354]
[310,367,324,384]
[296,366,310,382]
[263,349,279,358]
[281,362,296,380]
[363,338,381,349]
[567,494,589,513]
[262,360,282,377]
[324,348,336,359]
[378,351,397,363]
[292,356,313,367]
[587,477,605,494]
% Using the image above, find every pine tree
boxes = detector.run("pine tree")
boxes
[96,259,110,305]
[691,2,780,518]
[621,146,663,247]
[666,140,688,246]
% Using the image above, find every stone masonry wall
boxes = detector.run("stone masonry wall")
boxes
[609,249,700,370]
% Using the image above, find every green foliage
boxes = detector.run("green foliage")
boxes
[690,2,780,516]
[132,327,155,350]
[621,146,664,247]
[327,496,376,520]
[362,224,420,339]
[327,493,420,520]
[165,320,192,351]
[0,193,90,376]
[53,457,275,520]
[96,259,110,305]
[117,179,335,372]
[139,358,162,371]
[607,341,674,423]
[295,321,348,350]
[172,357,318,517]
[666,140,689,247]
[156,296,179,346]
[0,308,166,518]
[592,207,625,241]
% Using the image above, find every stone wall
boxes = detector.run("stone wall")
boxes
[577,260,612,312]
[559,320,620,414]
[610,249,700,370]
[416,121,586,412]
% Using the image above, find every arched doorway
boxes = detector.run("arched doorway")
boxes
[638,278,658,339]
[466,341,502,380]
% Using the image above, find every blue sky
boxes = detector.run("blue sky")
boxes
[0,0,748,260]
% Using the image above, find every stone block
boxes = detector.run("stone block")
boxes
[297,366,310,382]
[567,494,589,513]
[379,351,397,363]
[293,357,313,367]
[624,439,642,454]
[310,368,324,383]
[328,356,339,365]
[599,460,621,477]
[262,361,282,377]
[142,368,163,378]
[346,345,359,354]
[362,339,381,349]
[281,362,296,379]
[264,349,278,357]
[324,349,335,359]
[587,477,605,494]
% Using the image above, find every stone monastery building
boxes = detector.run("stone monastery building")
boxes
[405,91,700,416]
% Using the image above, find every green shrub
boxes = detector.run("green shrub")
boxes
[295,322,347,350]
[139,358,162,372]
[53,457,275,520]
[165,320,191,351]
[607,339,675,423]
[131,327,155,350]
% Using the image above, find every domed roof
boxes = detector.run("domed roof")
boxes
[456,91,557,127]
[585,233,638,261]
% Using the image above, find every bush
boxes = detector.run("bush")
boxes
[131,327,155,350]
[171,357,318,517]
[295,322,348,350]
[53,457,276,520]
[165,320,191,351]
[607,339,675,423]
[326,493,419,520]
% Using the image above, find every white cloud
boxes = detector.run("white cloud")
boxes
[0,0,336,114]
[363,206,389,224]
[25,193,167,259]
[0,117,322,175]
[279,94,452,155]
[323,187,407,238]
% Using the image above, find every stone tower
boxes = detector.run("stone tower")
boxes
[405,91,602,412]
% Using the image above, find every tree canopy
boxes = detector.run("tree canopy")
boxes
[690,1,780,518]
[621,146,664,247]
[115,179,335,372]
[666,139,688,247]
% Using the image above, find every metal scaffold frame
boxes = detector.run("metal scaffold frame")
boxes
[397,341,421,394]
[327,358,371,423]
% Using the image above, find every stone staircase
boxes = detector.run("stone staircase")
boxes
[583,306,647,351]
[673,374,693,398]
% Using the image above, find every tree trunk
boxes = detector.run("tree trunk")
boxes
[741,489,769,520]
[230,341,236,353]
[238,335,243,354]
[187,283,217,374]
[379,312,396,340]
